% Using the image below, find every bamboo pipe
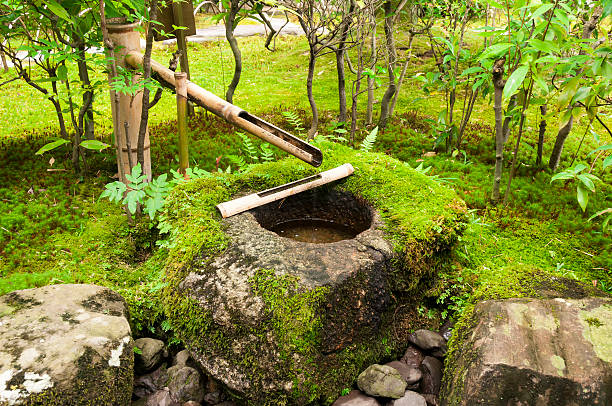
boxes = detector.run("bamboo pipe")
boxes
[124,51,323,167]
[216,163,354,218]
[175,72,189,176]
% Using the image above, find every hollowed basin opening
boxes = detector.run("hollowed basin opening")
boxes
[252,189,373,244]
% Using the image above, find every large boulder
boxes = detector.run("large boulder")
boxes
[441,297,612,405]
[162,141,467,404]
[0,284,133,405]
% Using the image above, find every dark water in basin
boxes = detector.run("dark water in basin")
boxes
[270,219,358,243]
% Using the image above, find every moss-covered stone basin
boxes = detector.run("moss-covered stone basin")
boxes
[161,140,468,405]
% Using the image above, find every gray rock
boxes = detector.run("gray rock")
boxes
[146,389,177,406]
[408,330,446,353]
[400,345,424,368]
[419,357,443,395]
[167,365,204,403]
[0,284,133,406]
[332,389,381,405]
[387,390,427,406]
[182,401,202,406]
[441,297,612,405]
[385,361,422,385]
[173,350,191,367]
[134,364,170,398]
[135,338,167,373]
[357,364,407,399]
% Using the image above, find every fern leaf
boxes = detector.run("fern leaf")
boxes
[360,126,378,152]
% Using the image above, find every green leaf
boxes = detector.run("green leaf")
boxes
[529,39,557,54]
[503,65,529,99]
[603,155,612,170]
[80,140,110,151]
[573,163,587,173]
[571,87,591,104]
[576,184,588,212]
[577,174,596,192]
[531,3,554,21]
[56,64,68,81]
[533,73,549,94]
[35,139,70,155]
[42,0,72,23]
[550,172,574,182]
[553,9,569,27]
[603,0,612,18]
[481,43,514,60]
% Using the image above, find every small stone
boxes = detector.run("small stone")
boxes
[135,338,167,373]
[182,401,201,406]
[357,364,407,399]
[438,320,454,342]
[419,357,443,395]
[332,389,381,405]
[408,330,446,352]
[203,390,225,405]
[385,361,422,385]
[386,390,427,406]
[133,364,169,399]
[421,394,439,406]
[401,345,424,368]
[173,350,191,367]
[146,389,176,406]
[167,365,204,403]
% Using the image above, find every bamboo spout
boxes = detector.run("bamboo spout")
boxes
[216,164,354,218]
[124,51,323,167]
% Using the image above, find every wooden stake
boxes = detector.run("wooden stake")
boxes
[175,71,189,177]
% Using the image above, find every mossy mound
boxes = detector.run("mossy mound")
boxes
[161,140,467,405]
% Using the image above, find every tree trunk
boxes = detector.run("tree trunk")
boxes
[366,24,377,125]
[225,1,242,104]
[548,114,574,170]
[536,104,547,166]
[491,58,505,204]
[306,51,318,139]
[389,33,414,118]
[137,0,157,172]
[336,49,348,123]
[502,94,517,143]
[334,1,354,124]
[76,42,94,140]
[378,1,397,131]
[366,76,374,125]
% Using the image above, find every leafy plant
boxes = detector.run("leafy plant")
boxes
[282,111,305,137]
[100,163,213,220]
[550,164,601,212]
[359,126,378,152]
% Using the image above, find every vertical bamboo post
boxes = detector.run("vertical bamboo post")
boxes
[175,71,189,176]
[171,1,194,116]
[107,22,152,183]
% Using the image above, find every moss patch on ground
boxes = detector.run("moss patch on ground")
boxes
[160,140,467,404]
